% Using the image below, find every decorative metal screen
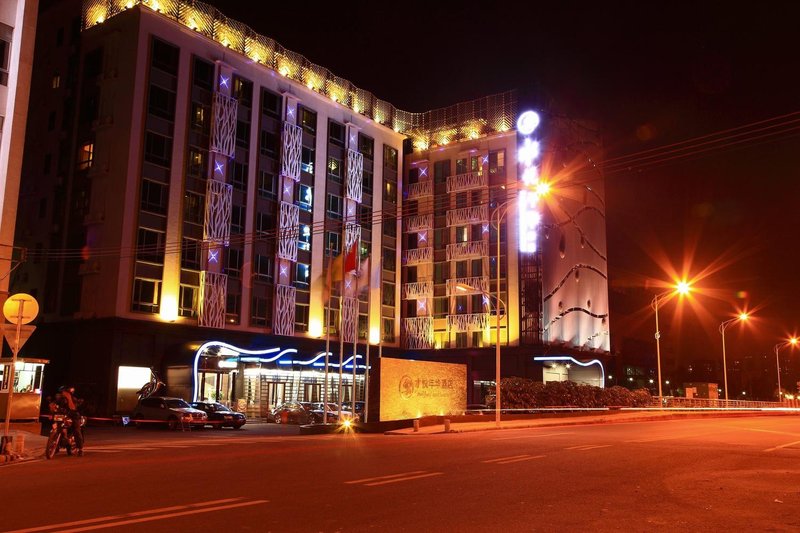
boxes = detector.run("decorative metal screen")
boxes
[404,247,432,265]
[273,284,296,336]
[204,179,232,245]
[341,296,358,343]
[405,214,433,232]
[447,313,489,332]
[446,277,489,296]
[198,271,227,329]
[406,180,433,199]
[446,241,488,261]
[446,172,487,193]
[280,122,302,181]
[402,281,434,300]
[210,92,237,158]
[402,317,434,349]
[447,206,488,227]
[346,149,363,203]
[277,201,300,261]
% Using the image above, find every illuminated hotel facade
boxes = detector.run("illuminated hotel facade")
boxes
[12,0,611,416]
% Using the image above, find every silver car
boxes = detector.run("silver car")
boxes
[131,396,207,430]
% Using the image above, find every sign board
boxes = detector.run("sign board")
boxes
[379,358,466,421]
[1,325,36,353]
[3,294,39,325]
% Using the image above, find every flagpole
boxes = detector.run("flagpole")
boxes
[323,237,333,422]
[352,242,360,417]
[338,222,347,421]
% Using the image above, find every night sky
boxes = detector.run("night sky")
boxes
[205,1,800,373]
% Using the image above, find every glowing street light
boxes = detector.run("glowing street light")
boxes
[719,312,749,402]
[651,280,692,405]
[774,337,798,401]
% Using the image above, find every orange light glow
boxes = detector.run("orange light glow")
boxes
[676,280,691,295]
[738,312,749,321]
[791,337,798,346]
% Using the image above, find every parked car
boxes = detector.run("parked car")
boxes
[343,401,365,420]
[190,401,246,429]
[268,402,311,424]
[131,397,207,430]
[311,402,359,423]
[465,403,490,415]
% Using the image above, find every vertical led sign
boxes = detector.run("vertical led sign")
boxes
[517,111,542,253]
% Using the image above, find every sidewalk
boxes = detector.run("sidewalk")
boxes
[384,409,797,435]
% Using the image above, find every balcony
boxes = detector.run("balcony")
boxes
[446,240,488,261]
[446,172,486,193]
[404,247,433,266]
[406,179,433,200]
[402,281,434,300]
[447,313,489,332]
[446,205,487,227]
[402,317,434,349]
[405,214,433,233]
[446,276,489,296]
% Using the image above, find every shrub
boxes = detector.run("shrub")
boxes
[485,379,652,409]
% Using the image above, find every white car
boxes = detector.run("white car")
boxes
[131,396,207,430]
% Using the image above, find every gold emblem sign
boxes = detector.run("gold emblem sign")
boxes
[380,358,466,421]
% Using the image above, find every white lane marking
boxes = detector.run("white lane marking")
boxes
[566,444,611,451]
[5,498,247,533]
[764,439,800,452]
[345,471,428,485]
[484,454,545,464]
[742,427,800,438]
[364,472,444,486]
[492,432,573,441]
[483,455,530,463]
[82,450,121,454]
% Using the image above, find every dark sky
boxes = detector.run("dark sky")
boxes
[206,1,800,368]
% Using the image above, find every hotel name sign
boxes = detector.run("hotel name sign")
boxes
[380,358,466,421]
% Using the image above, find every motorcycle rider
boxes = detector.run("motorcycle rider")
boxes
[56,386,84,456]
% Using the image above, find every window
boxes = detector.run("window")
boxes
[434,228,446,248]
[301,146,315,175]
[383,248,396,272]
[296,184,313,211]
[358,204,372,226]
[298,224,311,251]
[132,278,161,313]
[48,111,56,131]
[230,161,248,191]
[363,168,373,194]
[260,130,278,156]
[52,74,61,89]
[434,160,451,184]
[43,154,52,175]
[383,181,396,204]
[456,226,469,243]
[358,133,374,159]
[382,318,395,343]
[295,304,309,332]
[384,145,398,170]
[250,296,269,327]
[327,194,343,219]
[383,217,397,238]
[300,107,317,134]
[434,297,448,317]
[434,262,445,284]
[226,293,240,325]
[456,158,467,174]
[296,263,310,286]
[456,192,467,208]
[472,259,482,277]
[258,171,277,198]
[408,168,419,184]
[179,285,198,317]
[261,88,281,117]
[0,32,8,86]
[193,57,214,90]
[489,150,506,176]
[183,192,204,224]
[181,238,200,270]
[144,131,172,167]
[382,282,395,306]
[148,84,176,120]
[327,156,342,182]
[256,212,271,235]
[233,76,253,107]
[225,248,243,278]
[326,232,340,255]
[358,314,368,340]
[190,103,207,132]
[455,332,468,348]
[78,142,94,170]
[151,38,179,75]
[254,254,273,281]
[136,228,164,264]
[231,205,244,234]
[235,120,250,148]
[187,148,206,177]
[329,120,345,146]
[140,179,167,215]
[456,261,467,278]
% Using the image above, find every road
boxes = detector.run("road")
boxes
[2,415,800,531]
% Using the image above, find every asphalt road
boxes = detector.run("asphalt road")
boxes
[3,416,800,532]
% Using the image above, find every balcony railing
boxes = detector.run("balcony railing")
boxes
[402,317,434,349]
[404,247,433,265]
[447,172,486,193]
[405,213,433,232]
[446,240,488,261]
[447,313,489,332]
[446,276,489,296]
[446,205,488,227]
[406,179,433,199]
[402,281,434,300]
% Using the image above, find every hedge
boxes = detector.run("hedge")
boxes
[484,378,652,409]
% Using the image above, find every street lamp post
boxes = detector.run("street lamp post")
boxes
[650,281,691,406]
[773,337,798,402]
[718,313,749,402]
[491,201,512,428]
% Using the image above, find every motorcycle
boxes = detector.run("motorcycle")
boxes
[45,413,85,459]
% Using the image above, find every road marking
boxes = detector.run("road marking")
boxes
[764,439,800,452]
[566,444,611,451]
[483,454,545,464]
[492,432,572,441]
[5,498,250,533]
[345,470,444,486]
[742,427,800,438]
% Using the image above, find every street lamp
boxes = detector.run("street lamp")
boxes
[651,280,691,405]
[773,337,798,401]
[719,312,749,402]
